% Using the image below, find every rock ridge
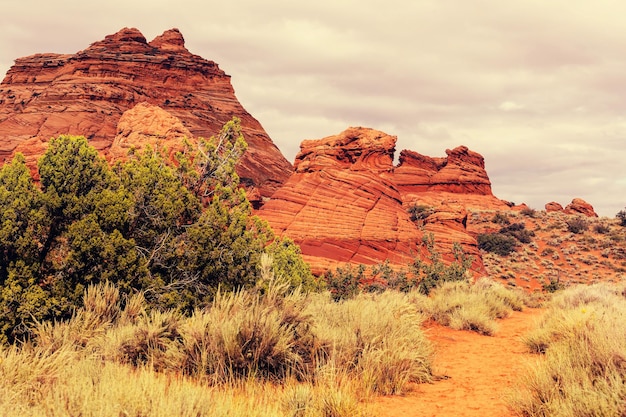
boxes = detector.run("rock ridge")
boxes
[258,127,500,274]
[0,27,292,199]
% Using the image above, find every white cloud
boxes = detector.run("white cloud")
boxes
[499,101,525,112]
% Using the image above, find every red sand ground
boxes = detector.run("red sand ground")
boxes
[371,308,544,417]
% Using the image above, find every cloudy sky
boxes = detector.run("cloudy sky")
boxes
[2,0,626,216]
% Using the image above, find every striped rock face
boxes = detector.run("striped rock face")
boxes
[0,27,293,200]
[258,126,506,275]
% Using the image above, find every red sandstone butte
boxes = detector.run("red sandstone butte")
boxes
[258,127,493,274]
[0,27,292,198]
[392,146,510,211]
[564,198,598,217]
[545,201,564,212]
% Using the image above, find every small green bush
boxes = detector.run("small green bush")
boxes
[593,223,610,234]
[492,212,511,225]
[325,264,365,301]
[477,233,517,256]
[566,217,588,234]
[408,204,435,223]
[617,208,626,226]
[500,223,535,244]
[520,207,537,218]
[412,237,472,296]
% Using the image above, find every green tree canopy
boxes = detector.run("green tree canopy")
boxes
[0,119,315,343]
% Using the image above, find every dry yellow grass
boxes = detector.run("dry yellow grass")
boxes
[1,275,437,416]
[411,278,529,336]
[509,283,626,416]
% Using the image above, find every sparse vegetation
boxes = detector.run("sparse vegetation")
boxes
[412,237,473,295]
[414,278,528,336]
[324,234,472,298]
[510,283,626,416]
[499,222,535,244]
[492,212,511,225]
[0,120,316,343]
[617,208,626,227]
[477,233,518,256]
[520,207,537,218]
[566,217,588,234]
[593,222,611,234]
[408,203,435,223]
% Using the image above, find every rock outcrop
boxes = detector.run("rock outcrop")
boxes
[110,102,193,162]
[0,27,292,198]
[543,199,598,217]
[564,198,598,217]
[393,146,509,210]
[258,127,492,274]
[259,128,425,274]
[545,201,564,212]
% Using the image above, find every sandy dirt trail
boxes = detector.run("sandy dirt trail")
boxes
[371,308,544,417]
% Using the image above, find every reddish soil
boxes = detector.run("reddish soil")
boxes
[371,308,544,417]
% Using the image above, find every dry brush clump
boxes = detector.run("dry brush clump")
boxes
[0,258,436,416]
[307,290,434,395]
[510,283,626,416]
[411,278,529,336]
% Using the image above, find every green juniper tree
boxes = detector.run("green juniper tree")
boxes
[0,119,315,342]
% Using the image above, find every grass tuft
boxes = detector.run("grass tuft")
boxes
[510,282,626,416]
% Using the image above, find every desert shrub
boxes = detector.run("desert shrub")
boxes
[499,222,535,244]
[0,346,291,417]
[511,283,626,416]
[520,207,537,218]
[477,233,517,256]
[617,208,626,227]
[491,212,511,225]
[408,204,435,223]
[542,277,564,293]
[593,222,611,234]
[419,279,527,335]
[325,264,365,301]
[566,217,588,234]
[412,236,473,296]
[33,281,145,353]
[308,291,433,395]
[384,269,415,293]
[265,237,319,291]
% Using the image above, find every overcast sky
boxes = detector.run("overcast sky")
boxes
[2,0,626,216]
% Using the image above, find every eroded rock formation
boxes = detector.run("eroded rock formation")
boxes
[545,201,564,212]
[393,146,509,210]
[564,198,598,217]
[258,127,496,274]
[0,27,292,198]
[543,199,598,217]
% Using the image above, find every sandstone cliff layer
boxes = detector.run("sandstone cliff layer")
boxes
[258,127,502,273]
[0,27,292,198]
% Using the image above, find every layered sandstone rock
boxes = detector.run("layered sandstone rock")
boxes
[545,201,564,212]
[544,199,598,217]
[259,127,491,274]
[260,128,426,274]
[564,198,598,217]
[393,146,509,210]
[0,27,292,197]
[110,102,193,161]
